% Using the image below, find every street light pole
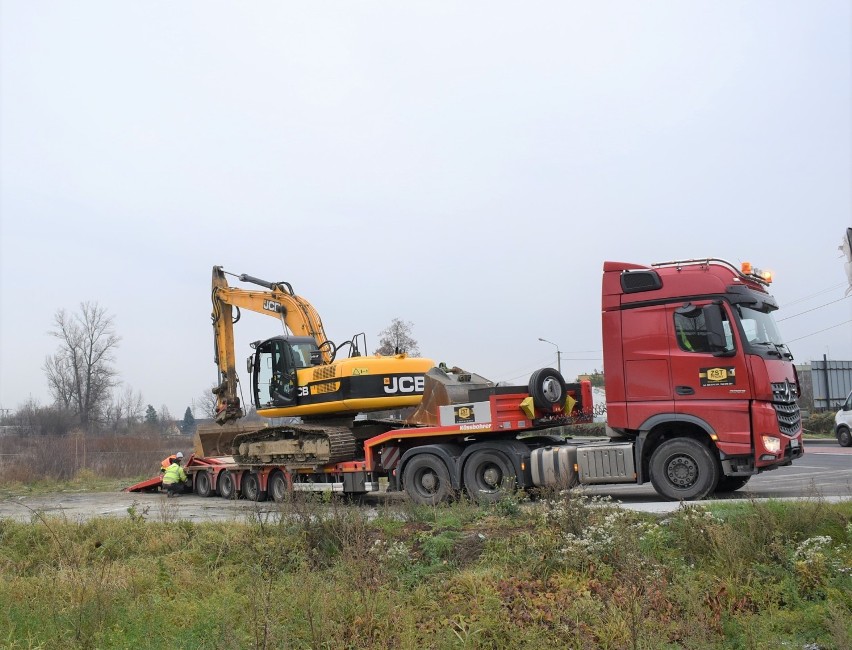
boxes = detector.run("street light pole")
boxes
[538,337,562,374]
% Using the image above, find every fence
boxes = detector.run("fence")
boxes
[811,357,852,411]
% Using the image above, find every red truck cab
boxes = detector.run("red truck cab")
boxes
[602,258,803,498]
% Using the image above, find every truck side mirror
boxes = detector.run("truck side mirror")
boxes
[246,356,254,374]
[702,304,732,356]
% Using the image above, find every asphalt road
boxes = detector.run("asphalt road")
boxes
[589,438,852,512]
[0,439,848,521]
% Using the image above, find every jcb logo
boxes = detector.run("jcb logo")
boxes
[383,376,425,394]
[263,300,281,313]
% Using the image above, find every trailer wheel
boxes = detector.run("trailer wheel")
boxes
[194,471,213,497]
[403,454,453,505]
[242,472,267,502]
[528,368,566,412]
[649,438,719,501]
[268,470,289,502]
[838,426,852,448]
[715,475,751,493]
[463,450,515,504]
[217,470,237,499]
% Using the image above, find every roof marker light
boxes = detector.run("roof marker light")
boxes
[741,262,773,284]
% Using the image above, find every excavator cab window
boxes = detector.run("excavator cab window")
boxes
[253,338,298,407]
[290,341,320,369]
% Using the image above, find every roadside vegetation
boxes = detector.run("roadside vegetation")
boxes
[803,411,837,438]
[0,491,849,649]
[0,432,185,490]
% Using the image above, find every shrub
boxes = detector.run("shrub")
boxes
[804,411,836,436]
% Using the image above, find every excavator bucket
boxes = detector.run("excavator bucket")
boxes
[407,366,494,426]
[194,422,267,458]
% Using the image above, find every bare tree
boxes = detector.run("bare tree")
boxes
[374,318,420,356]
[10,397,75,436]
[196,384,220,419]
[121,386,145,429]
[158,404,175,433]
[105,385,145,432]
[43,302,120,431]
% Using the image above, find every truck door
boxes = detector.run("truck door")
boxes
[666,301,752,450]
[254,338,299,408]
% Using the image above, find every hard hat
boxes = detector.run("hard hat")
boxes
[176,451,184,459]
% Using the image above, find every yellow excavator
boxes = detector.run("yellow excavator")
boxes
[197,266,437,465]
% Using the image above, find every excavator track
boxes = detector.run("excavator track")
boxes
[230,424,357,467]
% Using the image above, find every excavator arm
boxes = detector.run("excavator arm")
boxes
[210,266,333,424]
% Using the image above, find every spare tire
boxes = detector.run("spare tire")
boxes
[528,368,567,412]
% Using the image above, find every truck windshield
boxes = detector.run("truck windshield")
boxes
[735,305,788,352]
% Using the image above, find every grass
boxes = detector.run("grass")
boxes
[0,492,849,649]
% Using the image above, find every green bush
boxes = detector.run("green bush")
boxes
[804,411,837,436]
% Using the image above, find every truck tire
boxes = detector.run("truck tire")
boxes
[528,368,566,412]
[715,475,751,493]
[268,470,289,502]
[194,471,213,497]
[649,438,719,501]
[838,426,852,448]
[403,454,453,505]
[463,450,515,503]
[217,470,237,499]
[242,472,267,502]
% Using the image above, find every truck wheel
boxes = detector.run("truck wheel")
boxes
[463,450,515,503]
[649,438,719,501]
[715,475,751,493]
[838,426,852,447]
[268,470,289,502]
[242,472,267,502]
[194,471,213,497]
[403,454,453,505]
[528,368,566,412]
[217,470,237,499]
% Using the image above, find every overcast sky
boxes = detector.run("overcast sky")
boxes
[1,1,850,419]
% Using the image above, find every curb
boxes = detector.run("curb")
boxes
[802,438,839,446]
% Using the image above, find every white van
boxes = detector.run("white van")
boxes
[835,391,852,447]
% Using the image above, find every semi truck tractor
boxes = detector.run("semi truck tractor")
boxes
[130,258,803,502]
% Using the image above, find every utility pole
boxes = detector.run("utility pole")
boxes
[538,337,562,374]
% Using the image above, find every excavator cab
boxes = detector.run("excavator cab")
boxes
[249,336,319,408]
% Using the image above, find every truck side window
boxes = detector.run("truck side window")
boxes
[674,309,736,354]
[673,312,705,353]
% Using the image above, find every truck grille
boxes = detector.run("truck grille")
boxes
[771,381,801,436]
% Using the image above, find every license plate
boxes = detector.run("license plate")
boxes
[790,438,800,449]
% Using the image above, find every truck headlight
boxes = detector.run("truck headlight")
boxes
[762,435,781,454]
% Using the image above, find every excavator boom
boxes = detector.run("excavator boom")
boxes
[210,266,336,424]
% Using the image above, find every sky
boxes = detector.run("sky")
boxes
[1,1,850,419]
